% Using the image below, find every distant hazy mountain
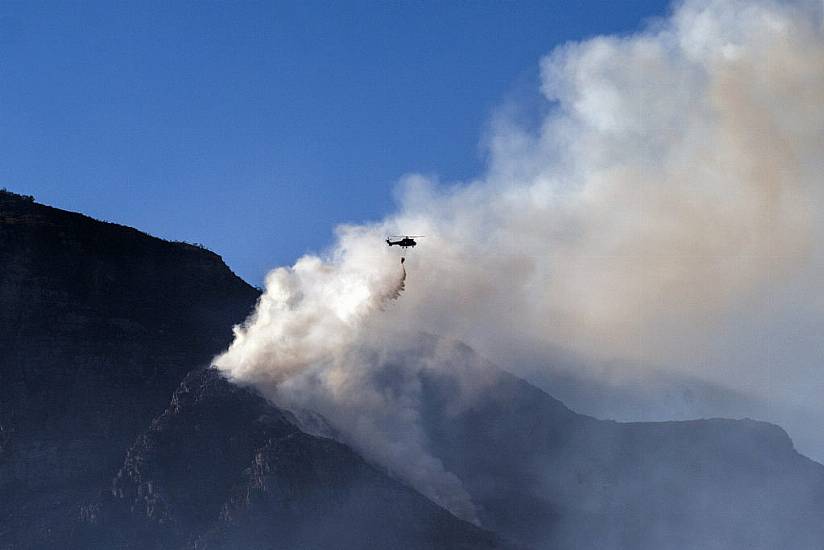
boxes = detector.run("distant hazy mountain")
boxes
[3,189,824,550]
[404,336,824,549]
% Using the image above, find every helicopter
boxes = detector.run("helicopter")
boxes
[385,235,423,249]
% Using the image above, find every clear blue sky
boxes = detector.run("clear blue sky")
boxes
[1,0,669,284]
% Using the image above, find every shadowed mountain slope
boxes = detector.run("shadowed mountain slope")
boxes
[76,368,512,550]
[0,190,260,547]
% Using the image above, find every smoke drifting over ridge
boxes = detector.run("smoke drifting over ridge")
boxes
[216,0,824,519]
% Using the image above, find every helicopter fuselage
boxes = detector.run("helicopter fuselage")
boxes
[386,238,417,249]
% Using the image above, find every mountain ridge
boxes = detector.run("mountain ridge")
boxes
[4,189,824,549]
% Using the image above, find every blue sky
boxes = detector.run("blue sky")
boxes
[1,0,670,284]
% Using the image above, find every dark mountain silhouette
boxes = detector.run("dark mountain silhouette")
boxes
[4,188,824,550]
[0,190,508,550]
[0,190,259,548]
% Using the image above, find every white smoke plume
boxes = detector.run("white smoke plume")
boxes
[215,0,824,520]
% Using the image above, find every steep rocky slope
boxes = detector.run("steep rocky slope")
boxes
[75,368,511,550]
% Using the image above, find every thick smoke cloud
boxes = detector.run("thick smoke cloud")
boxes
[216,0,824,520]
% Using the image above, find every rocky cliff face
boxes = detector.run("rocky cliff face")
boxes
[0,190,261,548]
[0,191,258,546]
